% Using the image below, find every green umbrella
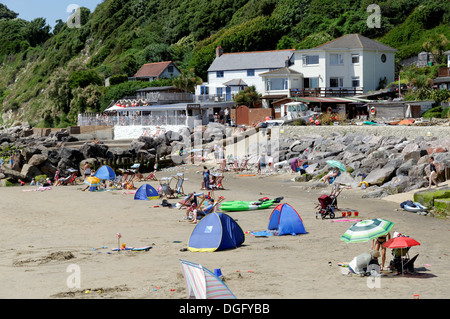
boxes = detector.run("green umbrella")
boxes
[340,218,394,243]
[326,160,346,172]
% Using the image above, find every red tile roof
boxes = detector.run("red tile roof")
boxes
[134,61,173,78]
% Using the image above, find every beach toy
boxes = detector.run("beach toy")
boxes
[354,211,359,216]
[214,268,223,277]
[414,294,419,299]
[346,211,352,216]
[341,212,346,217]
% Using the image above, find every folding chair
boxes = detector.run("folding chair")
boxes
[172,173,185,195]
[159,177,176,199]
[209,173,224,190]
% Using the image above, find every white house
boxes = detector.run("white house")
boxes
[260,34,397,104]
[195,46,295,102]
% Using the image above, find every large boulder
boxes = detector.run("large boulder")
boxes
[363,165,397,186]
[414,187,450,207]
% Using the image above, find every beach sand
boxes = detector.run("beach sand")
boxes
[1,160,449,299]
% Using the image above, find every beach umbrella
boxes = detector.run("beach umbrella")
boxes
[340,218,394,243]
[326,160,346,172]
[84,176,101,187]
[383,236,420,249]
[180,259,236,299]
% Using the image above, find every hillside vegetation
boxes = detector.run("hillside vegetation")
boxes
[0,0,449,127]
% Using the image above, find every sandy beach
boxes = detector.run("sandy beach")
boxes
[1,158,449,300]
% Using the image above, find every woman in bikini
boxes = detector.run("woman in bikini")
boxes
[372,232,391,270]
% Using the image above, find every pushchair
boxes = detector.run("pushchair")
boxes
[315,184,345,219]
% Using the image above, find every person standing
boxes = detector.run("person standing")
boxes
[428,156,439,189]
[84,162,92,179]
[202,166,210,190]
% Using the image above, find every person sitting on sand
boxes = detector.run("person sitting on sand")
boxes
[190,198,215,224]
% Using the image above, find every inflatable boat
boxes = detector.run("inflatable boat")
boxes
[401,201,427,212]
[220,197,283,211]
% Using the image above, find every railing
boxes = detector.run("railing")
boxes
[289,87,364,97]
[194,94,233,102]
[437,67,450,77]
[78,114,187,127]
[136,92,194,103]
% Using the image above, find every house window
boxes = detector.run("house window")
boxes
[352,54,360,64]
[330,77,344,88]
[352,77,360,88]
[200,86,209,95]
[216,71,224,78]
[330,53,344,65]
[266,78,288,91]
[167,65,174,73]
[216,87,223,96]
[302,55,319,65]
[304,77,319,88]
[247,69,255,76]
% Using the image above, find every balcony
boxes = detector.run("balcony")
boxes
[289,87,364,97]
[194,94,233,102]
[437,67,450,78]
[136,92,194,103]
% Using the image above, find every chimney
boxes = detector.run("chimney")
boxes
[285,56,290,68]
[216,46,223,58]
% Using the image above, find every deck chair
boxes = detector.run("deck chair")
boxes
[217,159,228,172]
[209,174,224,190]
[233,157,249,172]
[143,170,158,181]
[172,173,185,195]
[159,177,176,199]
[63,172,78,185]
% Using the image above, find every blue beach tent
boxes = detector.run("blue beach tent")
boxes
[94,165,116,180]
[268,203,306,236]
[134,184,160,200]
[188,212,245,252]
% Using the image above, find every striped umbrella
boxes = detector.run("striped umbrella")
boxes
[340,218,394,243]
[180,260,236,299]
[326,160,346,172]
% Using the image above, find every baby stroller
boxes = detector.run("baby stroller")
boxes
[315,184,344,219]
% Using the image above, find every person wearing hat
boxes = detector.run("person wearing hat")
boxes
[369,250,381,268]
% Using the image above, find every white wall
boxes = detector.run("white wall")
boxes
[362,51,395,91]
[206,69,270,95]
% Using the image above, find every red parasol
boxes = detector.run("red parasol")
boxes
[383,236,420,249]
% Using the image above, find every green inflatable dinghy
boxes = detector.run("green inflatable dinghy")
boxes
[220,197,284,211]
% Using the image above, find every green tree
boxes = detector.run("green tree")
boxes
[233,85,261,108]
[422,33,449,64]
[173,68,203,93]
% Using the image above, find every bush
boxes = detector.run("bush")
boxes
[422,106,442,118]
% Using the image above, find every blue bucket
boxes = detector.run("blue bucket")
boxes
[214,268,223,277]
